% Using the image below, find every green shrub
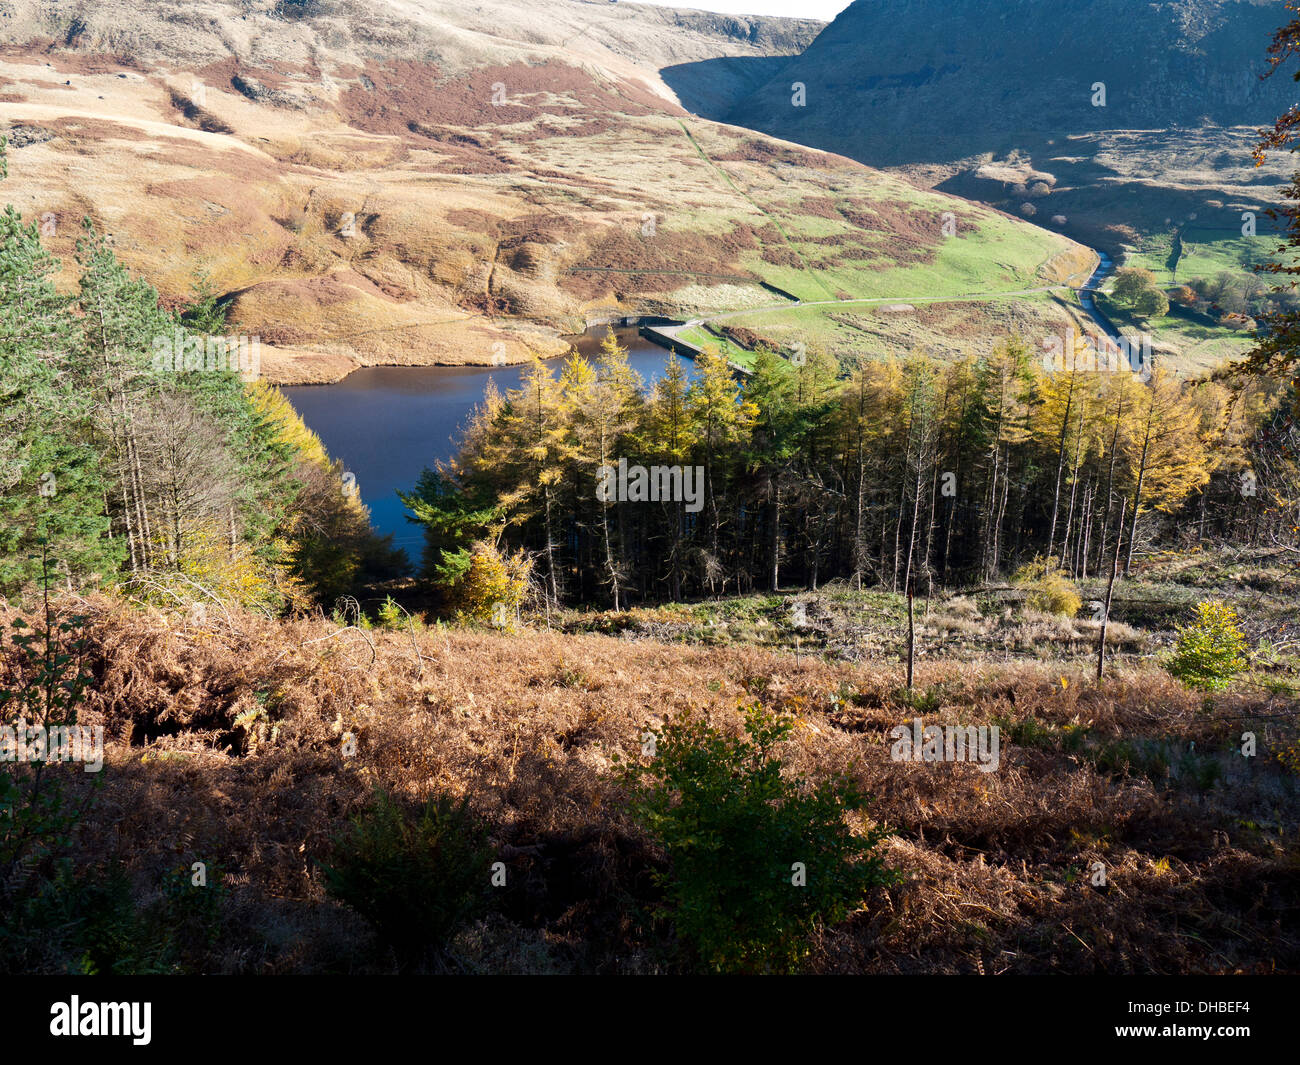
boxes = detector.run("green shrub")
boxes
[69,864,199,976]
[1166,601,1248,691]
[894,684,943,714]
[621,702,899,973]
[454,540,532,632]
[321,788,495,971]
[1,861,226,975]
[1011,558,1082,617]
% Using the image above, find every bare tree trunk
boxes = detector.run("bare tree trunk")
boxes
[924,455,940,591]
[903,459,924,597]
[1060,401,1086,569]
[769,477,781,593]
[853,403,868,589]
[906,579,915,691]
[597,424,620,611]
[543,485,558,605]
[1097,392,1126,573]
[1097,497,1128,682]
[1079,483,1094,580]
[981,447,999,579]
[1124,404,1153,577]
[1047,371,1077,557]
[991,450,1012,579]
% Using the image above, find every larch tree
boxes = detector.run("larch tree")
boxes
[1121,368,1211,574]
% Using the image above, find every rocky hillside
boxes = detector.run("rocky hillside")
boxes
[0,0,1086,382]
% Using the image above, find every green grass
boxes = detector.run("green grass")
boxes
[672,115,1079,316]
[1123,226,1279,288]
[812,214,1069,301]
[733,258,829,302]
[686,291,1067,369]
[737,205,1075,306]
[1095,294,1253,374]
[676,326,762,367]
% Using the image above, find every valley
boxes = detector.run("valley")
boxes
[679,0,1297,369]
[0,0,1298,991]
[0,0,1089,384]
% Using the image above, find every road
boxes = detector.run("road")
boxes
[1075,251,1121,342]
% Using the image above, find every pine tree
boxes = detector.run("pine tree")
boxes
[0,144,119,593]
[974,336,1036,579]
[1121,367,1211,574]
[578,331,642,609]
[743,346,799,592]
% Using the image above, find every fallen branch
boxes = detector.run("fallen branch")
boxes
[304,625,377,669]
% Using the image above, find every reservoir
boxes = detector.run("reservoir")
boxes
[280,327,689,553]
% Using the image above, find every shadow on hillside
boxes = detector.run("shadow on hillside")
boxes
[660,54,791,123]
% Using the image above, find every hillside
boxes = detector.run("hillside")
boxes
[5,558,1296,974]
[0,0,1089,383]
[685,0,1295,324]
[708,0,1297,162]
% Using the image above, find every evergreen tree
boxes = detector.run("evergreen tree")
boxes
[0,143,119,593]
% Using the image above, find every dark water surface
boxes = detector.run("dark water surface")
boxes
[281,328,686,552]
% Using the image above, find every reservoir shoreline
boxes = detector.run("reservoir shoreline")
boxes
[279,326,691,547]
[263,315,687,388]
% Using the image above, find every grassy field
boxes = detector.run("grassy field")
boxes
[1095,294,1254,375]
[1099,221,1276,374]
[680,120,1088,308]
[679,290,1085,369]
[1123,225,1280,288]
